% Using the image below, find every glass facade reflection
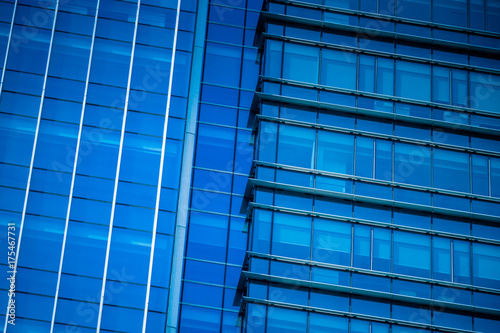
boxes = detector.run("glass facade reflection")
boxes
[0,0,499,333]
[240,1,500,333]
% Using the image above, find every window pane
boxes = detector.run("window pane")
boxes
[373,228,391,272]
[377,58,394,95]
[454,240,470,284]
[267,307,306,333]
[394,143,431,186]
[396,61,431,101]
[359,55,375,93]
[277,124,315,168]
[272,212,311,259]
[355,137,373,178]
[433,237,451,281]
[432,66,450,104]
[353,225,370,269]
[317,131,354,174]
[283,43,319,84]
[473,243,500,288]
[394,231,430,277]
[313,219,351,265]
[321,49,356,89]
[433,149,469,193]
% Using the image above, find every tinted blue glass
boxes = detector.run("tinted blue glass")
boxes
[373,228,391,271]
[309,313,347,333]
[267,307,306,333]
[321,49,356,89]
[317,131,354,174]
[394,142,431,186]
[359,55,375,93]
[187,212,228,262]
[313,218,351,265]
[90,38,132,87]
[195,124,235,170]
[396,61,431,101]
[272,213,311,259]
[355,137,373,178]
[277,124,315,168]
[17,215,63,271]
[433,149,469,193]
[394,231,430,277]
[0,113,36,166]
[62,221,107,278]
[398,0,430,20]
[283,43,319,84]
[7,25,51,75]
[353,225,370,268]
[473,243,500,288]
[453,240,470,284]
[101,305,143,333]
[179,305,221,333]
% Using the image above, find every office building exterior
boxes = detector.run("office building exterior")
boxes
[0,0,499,332]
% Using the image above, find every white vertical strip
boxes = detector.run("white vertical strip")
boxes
[49,1,101,331]
[3,1,60,332]
[95,1,142,331]
[142,0,182,330]
[0,0,18,97]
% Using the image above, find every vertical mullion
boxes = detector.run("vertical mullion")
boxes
[0,0,18,98]
[142,0,183,330]
[3,1,59,331]
[95,1,142,331]
[49,1,101,331]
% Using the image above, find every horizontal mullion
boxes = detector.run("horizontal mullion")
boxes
[263,33,500,76]
[248,202,500,246]
[257,114,500,158]
[262,11,500,56]
[270,0,500,38]
[246,251,500,295]
[261,76,500,120]
[243,271,500,317]
[250,179,500,224]
[255,92,500,137]
[242,296,475,333]
[253,159,500,205]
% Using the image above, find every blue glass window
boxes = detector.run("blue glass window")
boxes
[359,55,375,93]
[373,228,391,272]
[321,49,356,90]
[186,212,228,262]
[454,240,470,284]
[267,307,306,333]
[277,124,315,169]
[473,243,500,288]
[376,58,394,96]
[434,0,467,27]
[313,218,351,265]
[355,137,374,178]
[317,131,354,174]
[204,43,242,87]
[394,142,431,186]
[433,149,469,193]
[396,61,431,101]
[309,313,348,333]
[470,72,500,113]
[433,237,451,281]
[283,43,319,84]
[433,66,450,104]
[353,224,370,269]
[394,231,430,277]
[272,212,311,259]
